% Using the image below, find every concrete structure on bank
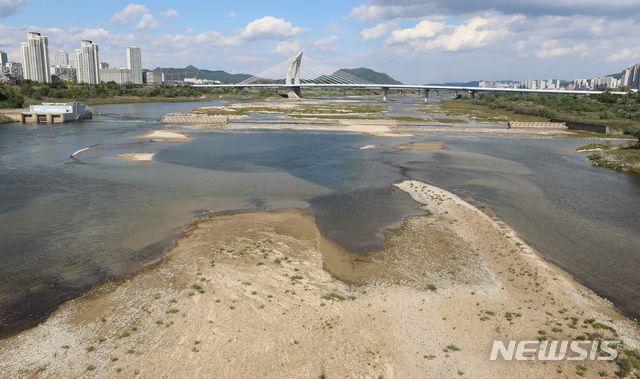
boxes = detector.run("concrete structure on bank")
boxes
[507,122,567,129]
[2,103,92,124]
[161,115,228,124]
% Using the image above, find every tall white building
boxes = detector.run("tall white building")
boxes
[127,47,142,84]
[75,40,100,84]
[4,62,23,78]
[620,64,640,90]
[20,32,51,83]
[54,51,69,66]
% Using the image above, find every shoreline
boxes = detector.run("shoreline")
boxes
[1,181,637,378]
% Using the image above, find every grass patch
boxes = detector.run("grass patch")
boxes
[434,118,469,124]
[322,293,346,301]
[446,344,461,352]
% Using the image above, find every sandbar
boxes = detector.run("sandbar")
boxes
[137,130,194,142]
[394,142,445,151]
[1,181,637,378]
[115,153,156,162]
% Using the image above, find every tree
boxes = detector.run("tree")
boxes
[633,128,640,148]
[597,90,618,104]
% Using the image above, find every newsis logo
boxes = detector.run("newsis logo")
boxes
[490,340,620,361]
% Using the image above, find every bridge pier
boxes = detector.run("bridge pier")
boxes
[424,89,429,103]
[470,90,477,99]
[287,86,302,99]
[382,87,388,102]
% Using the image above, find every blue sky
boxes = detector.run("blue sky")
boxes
[2,0,640,83]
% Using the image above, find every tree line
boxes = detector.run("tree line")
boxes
[468,91,640,133]
[0,81,243,108]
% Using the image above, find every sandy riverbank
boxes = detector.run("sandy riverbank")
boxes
[1,180,637,378]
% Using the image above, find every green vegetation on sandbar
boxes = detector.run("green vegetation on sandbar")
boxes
[421,98,550,123]
[575,143,611,151]
[439,91,640,134]
[583,131,640,174]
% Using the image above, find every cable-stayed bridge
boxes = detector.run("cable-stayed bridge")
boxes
[194,52,623,101]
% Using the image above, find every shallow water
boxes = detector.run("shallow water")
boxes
[1,96,639,337]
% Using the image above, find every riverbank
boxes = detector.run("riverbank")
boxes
[574,143,640,174]
[1,180,637,378]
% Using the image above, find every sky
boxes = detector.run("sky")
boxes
[1,0,640,84]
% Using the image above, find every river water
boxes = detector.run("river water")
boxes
[1,97,639,337]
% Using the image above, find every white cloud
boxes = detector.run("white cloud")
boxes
[193,30,238,46]
[383,17,508,53]
[607,48,638,62]
[385,20,445,46]
[110,4,151,25]
[350,4,387,23]
[185,27,194,34]
[275,41,301,55]
[159,8,179,20]
[349,0,640,21]
[238,16,310,40]
[226,11,237,18]
[310,35,341,54]
[536,42,587,59]
[135,14,161,31]
[0,0,28,18]
[360,21,398,41]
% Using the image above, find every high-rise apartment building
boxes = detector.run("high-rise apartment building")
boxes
[75,40,100,84]
[0,51,7,66]
[54,51,69,66]
[127,47,143,84]
[620,64,640,90]
[20,32,51,83]
[4,62,23,78]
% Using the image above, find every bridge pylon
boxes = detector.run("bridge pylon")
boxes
[286,52,303,99]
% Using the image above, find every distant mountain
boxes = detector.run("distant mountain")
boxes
[427,81,481,87]
[154,65,252,83]
[340,68,402,85]
[605,72,623,80]
[153,65,401,85]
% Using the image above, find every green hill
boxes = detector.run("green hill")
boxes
[154,65,252,83]
[340,68,402,85]
[154,65,401,85]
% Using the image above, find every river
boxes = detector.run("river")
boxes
[1,97,638,338]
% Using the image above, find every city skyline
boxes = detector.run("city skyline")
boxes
[1,1,640,84]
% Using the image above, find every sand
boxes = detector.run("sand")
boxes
[115,153,156,162]
[394,143,445,151]
[1,180,638,378]
[136,130,194,142]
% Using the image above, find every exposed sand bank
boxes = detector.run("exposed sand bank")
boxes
[115,153,156,162]
[394,143,445,151]
[1,181,637,378]
[136,130,193,142]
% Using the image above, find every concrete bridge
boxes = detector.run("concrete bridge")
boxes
[194,52,625,102]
